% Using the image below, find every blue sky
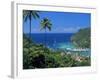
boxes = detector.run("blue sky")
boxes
[23,11,91,33]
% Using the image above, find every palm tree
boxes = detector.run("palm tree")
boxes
[23,10,40,41]
[40,18,52,46]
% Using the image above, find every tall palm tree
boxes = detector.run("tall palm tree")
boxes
[23,10,40,41]
[40,18,52,46]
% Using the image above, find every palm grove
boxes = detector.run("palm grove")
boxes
[23,10,90,69]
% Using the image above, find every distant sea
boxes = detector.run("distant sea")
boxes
[26,33,74,48]
[25,33,90,56]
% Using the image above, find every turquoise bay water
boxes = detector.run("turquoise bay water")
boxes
[52,42,90,57]
[26,33,90,57]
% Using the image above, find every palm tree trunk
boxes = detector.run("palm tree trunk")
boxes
[29,14,32,41]
[29,13,32,54]
[44,28,46,67]
[45,28,46,46]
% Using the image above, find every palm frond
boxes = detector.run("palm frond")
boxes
[23,10,30,21]
[47,26,51,31]
[40,18,52,31]
[23,10,40,21]
[32,11,40,19]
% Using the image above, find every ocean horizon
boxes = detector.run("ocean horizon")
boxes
[25,33,74,48]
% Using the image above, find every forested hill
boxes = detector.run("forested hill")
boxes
[71,28,90,48]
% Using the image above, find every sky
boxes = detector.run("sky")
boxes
[23,10,91,33]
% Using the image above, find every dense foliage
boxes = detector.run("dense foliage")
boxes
[71,28,90,48]
[23,35,90,69]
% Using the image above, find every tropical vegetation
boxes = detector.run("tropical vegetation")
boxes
[71,28,90,48]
